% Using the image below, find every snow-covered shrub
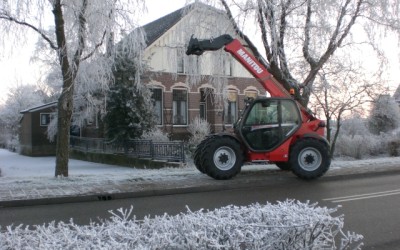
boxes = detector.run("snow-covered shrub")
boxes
[335,133,387,159]
[0,132,11,149]
[368,95,400,135]
[335,135,367,159]
[387,129,400,156]
[0,200,363,249]
[334,117,389,158]
[0,133,6,149]
[388,140,400,156]
[141,128,170,142]
[6,135,20,153]
[187,117,210,156]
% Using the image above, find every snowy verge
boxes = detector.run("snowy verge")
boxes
[0,200,363,250]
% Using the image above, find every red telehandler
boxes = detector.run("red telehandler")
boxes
[186,34,331,180]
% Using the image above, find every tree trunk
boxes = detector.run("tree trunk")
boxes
[55,88,74,177]
[53,0,75,177]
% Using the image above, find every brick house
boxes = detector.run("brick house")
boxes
[137,3,265,140]
[18,3,267,151]
[19,102,57,156]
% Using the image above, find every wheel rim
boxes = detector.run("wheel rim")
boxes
[297,147,322,171]
[213,146,236,171]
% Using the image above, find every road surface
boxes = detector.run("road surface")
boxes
[1,171,399,249]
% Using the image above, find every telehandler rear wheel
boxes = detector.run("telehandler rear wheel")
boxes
[289,138,330,180]
[200,136,243,180]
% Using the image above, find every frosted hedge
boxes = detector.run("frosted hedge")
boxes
[1,200,363,249]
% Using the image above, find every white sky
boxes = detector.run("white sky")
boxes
[0,0,188,104]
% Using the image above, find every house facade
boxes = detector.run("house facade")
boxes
[19,102,57,156]
[138,3,265,139]
[19,3,268,149]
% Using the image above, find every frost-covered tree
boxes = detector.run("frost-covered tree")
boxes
[0,0,146,177]
[105,42,156,141]
[368,94,400,134]
[105,84,156,141]
[0,84,44,150]
[197,0,400,107]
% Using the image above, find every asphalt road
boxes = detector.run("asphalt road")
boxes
[1,172,400,249]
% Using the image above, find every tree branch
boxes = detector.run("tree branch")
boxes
[73,0,88,72]
[81,30,107,61]
[303,0,363,87]
[0,13,57,50]
[302,0,317,67]
[220,0,271,70]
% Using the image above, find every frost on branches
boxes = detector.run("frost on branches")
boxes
[0,200,363,249]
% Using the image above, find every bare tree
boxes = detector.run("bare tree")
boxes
[310,55,388,156]
[0,1,145,177]
[212,0,400,107]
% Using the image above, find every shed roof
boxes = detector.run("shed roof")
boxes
[20,101,57,114]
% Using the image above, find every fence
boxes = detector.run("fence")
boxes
[70,136,185,162]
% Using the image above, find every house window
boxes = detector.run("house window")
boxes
[225,91,237,124]
[173,89,188,125]
[151,88,163,125]
[40,113,51,126]
[200,89,207,120]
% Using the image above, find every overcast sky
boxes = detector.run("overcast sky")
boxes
[0,0,188,104]
[1,1,399,105]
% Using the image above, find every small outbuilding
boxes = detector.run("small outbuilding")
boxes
[19,102,57,156]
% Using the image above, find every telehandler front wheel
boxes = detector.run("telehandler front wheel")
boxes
[193,137,209,174]
[289,138,330,180]
[201,136,243,180]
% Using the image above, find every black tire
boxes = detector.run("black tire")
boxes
[193,136,210,174]
[289,138,331,180]
[275,162,292,171]
[200,136,243,180]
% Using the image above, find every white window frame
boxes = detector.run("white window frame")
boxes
[225,91,238,125]
[40,113,52,126]
[172,88,188,126]
[150,88,163,126]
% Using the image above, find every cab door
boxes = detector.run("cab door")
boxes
[240,99,300,151]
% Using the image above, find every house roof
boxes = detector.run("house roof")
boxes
[20,101,57,114]
[141,6,187,47]
[140,2,230,48]
[117,2,267,70]
[138,2,265,63]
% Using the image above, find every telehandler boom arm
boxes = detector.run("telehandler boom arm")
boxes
[186,34,316,121]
